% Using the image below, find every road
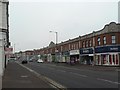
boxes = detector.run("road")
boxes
[22,61,119,88]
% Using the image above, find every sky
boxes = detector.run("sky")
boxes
[9,0,119,52]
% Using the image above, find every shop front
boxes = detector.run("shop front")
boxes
[47,54,52,62]
[70,50,80,64]
[80,48,94,65]
[55,52,62,63]
[95,45,120,66]
[62,51,70,63]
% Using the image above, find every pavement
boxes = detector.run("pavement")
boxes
[2,61,56,89]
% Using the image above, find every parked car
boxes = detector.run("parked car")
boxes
[22,60,28,64]
[37,59,43,63]
[29,59,33,62]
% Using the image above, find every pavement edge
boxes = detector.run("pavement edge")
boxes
[16,62,67,90]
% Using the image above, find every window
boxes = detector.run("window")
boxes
[74,44,75,49]
[112,35,116,44]
[82,41,85,48]
[61,46,63,51]
[79,41,81,48]
[97,37,100,46]
[69,44,70,50]
[86,41,88,47]
[89,40,92,47]
[72,44,74,50]
[103,36,106,45]
[76,43,78,49]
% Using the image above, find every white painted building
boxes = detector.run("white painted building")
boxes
[0,0,9,82]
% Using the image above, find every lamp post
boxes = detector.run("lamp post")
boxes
[49,31,58,62]
[49,31,58,45]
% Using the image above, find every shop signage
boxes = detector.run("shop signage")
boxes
[70,50,79,55]
[110,47,118,51]
[80,48,93,54]
[95,45,120,53]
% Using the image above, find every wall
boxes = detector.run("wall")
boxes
[0,0,9,79]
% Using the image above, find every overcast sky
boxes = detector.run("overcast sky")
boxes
[9,0,119,52]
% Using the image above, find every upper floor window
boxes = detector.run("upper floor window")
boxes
[82,41,85,48]
[97,37,100,46]
[61,46,63,51]
[89,40,92,47]
[69,44,70,50]
[112,35,116,44]
[86,41,88,47]
[76,43,78,49]
[103,36,106,45]
[72,44,74,50]
[74,44,75,49]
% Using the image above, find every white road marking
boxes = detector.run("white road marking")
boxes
[16,62,66,89]
[21,75,28,78]
[97,78,120,85]
[33,63,88,78]
[18,62,119,86]
[69,72,88,77]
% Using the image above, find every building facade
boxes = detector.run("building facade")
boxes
[35,22,120,66]
[0,0,9,77]
[17,22,120,66]
[0,0,9,89]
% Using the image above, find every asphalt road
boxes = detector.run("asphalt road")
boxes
[23,62,119,88]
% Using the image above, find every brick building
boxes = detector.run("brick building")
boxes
[19,22,120,66]
[43,22,120,66]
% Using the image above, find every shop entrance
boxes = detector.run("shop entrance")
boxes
[70,55,79,64]
[80,55,93,65]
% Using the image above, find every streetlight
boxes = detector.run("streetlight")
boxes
[49,31,58,45]
[49,31,58,63]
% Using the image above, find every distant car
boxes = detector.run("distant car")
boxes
[8,58,15,62]
[22,60,28,64]
[29,59,33,62]
[37,59,43,63]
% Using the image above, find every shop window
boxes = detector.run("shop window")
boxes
[97,55,101,65]
[113,54,115,64]
[103,55,106,64]
[109,55,112,64]
[112,35,116,44]
[116,54,118,65]
[103,36,106,45]
[97,37,100,46]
